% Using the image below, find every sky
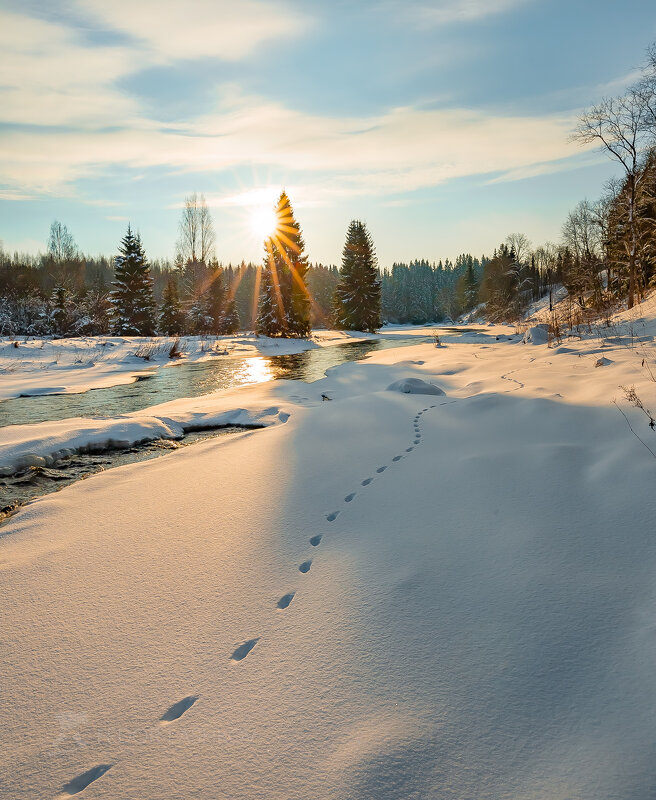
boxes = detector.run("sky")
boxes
[1,0,656,266]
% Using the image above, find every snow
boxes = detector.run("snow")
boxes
[522,324,550,345]
[1,303,656,798]
[0,393,290,474]
[386,377,445,395]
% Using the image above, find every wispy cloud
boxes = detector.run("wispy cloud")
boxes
[77,0,311,62]
[400,0,531,27]
[0,87,592,198]
[0,10,142,128]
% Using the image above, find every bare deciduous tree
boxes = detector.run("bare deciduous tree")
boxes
[505,232,532,265]
[561,199,604,304]
[176,193,216,265]
[48,220,77,263]
[572,88,655,308]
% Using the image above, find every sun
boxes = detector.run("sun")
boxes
[250,206,278,240]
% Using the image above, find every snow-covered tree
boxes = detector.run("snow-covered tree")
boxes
[49,286,70,336]
[110,226,157,335]
[219,296,240,334]
[188,297,211,335]
[256,263,285,336]
[334,220,381,332]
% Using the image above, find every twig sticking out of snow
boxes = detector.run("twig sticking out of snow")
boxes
[612,399,656,459]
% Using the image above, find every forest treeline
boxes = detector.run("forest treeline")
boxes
[2,45,656,338]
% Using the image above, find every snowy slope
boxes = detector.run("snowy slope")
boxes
[1,316,656,799]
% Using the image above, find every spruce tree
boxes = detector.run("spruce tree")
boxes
[49,286,71,336]
[188,296,210,335]
[256,191,311,337]
[334,220,381,332]
[256,262,285,336]
[465,261,479,309]
[159,276,185,335]
[110,226,156,335]
[206,265,225,333]
[219,297,240,334]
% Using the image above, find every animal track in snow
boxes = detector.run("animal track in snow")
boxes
[299,560,312,573]
[231,638,259,661]
[310,535,322,546]
[326,511,340,522]
[277,593,295,609]
[344,493,356,502]
[414,439,420,444]
[392,455,402,462]
[406,447,413,452]
[376,466,387,473]
[361,477,373,486]
[59,765,112,797]
[160,695,198,723]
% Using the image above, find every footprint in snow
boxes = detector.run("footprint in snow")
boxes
[392,455,402,462]
[231,638,259,661]
[277,592,295,609]
[59,765,112,797]
[310,535,322,546]
[361,477,373,486]
[160,695,198,723]
[406,447,413,452]
[414,439,420,444]
[299,560,312,573]
[376,466,387,473]
[344,493,356,503]
[326,511,340,522]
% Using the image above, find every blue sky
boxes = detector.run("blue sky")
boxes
[1,0,656,265]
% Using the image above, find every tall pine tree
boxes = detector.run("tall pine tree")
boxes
[256,191,311,337]
[110,226,156,335]
[334,220,381,332]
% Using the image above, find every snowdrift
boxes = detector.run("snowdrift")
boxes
[522,324,549,345]
[0,400,290,475]
[386,377,445,395]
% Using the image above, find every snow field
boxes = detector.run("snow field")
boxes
[1,311,656,798]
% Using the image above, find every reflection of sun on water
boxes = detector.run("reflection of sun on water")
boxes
[242,356,273,384]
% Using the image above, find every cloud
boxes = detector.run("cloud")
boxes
[400,0,530,27]
[0,89,594,198]
[76,0,311,62]
[0,10,143,128]
[0,2,309,129]
[0,7,594,204]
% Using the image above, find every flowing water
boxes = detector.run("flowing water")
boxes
[0,331,479,521]
[0,335,441,428]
